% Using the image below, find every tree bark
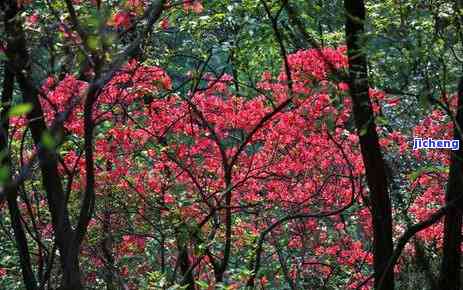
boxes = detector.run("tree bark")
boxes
[437,76,463,290]
[178,240,195,290]
[3,1,83,289]
[344,1,394,290]
[2,60,38,290]
[102,161,115,290]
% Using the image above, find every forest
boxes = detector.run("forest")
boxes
[0,0,462,289]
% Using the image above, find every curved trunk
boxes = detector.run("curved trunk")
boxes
[438,76,463,290]
[3,1,83,289]
[344,1,394,289]
[59,255,83,290]
[178,242,195,290]
[1,9,38,290]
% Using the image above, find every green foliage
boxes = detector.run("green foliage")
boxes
[41,131,56,149]
[8,103,32,117]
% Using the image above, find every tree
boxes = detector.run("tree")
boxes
[344,1,394,289]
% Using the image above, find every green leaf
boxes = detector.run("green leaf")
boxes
[409,166,448,182]
[325,114,335,131]
[195,281,209,289]
[359,127,368,136]
[375,116,389,126]
[408,170,420,182]
[0,166,9,183]
[41,131,56,149]
[8,103,33,117]
[245,141,263,156]
[87,35,102,51]
[0,52,7,62]
[102,32,117,46]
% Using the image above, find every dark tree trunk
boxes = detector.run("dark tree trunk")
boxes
[3,1,83,289]
[344,1,394,290]
[102,161,115,290]
[102,209,115,290]
[13,52,83,290]
[414,240,437,290]
[1,61,38,290]
[178,242,195,290]
[5,197,38,290]
[438,77,463,290]
[58,255,83,290]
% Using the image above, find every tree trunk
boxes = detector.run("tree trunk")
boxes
[3,1,83,289]
[178,242,195,290]
[59,254,83,290]
[438,76,463,290]
[102,161,115,290]
[0,23,38,290]
[344,1,395,290]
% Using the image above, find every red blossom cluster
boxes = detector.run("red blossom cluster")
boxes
[8,46,419,289]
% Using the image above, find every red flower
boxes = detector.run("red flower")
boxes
[183,0,203,13]
[111,11,132,29]
[160,18,169,30]
[338,82,349,91]
[120,266,129,277]
[26,13,39,26]
[385,97,401,107]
